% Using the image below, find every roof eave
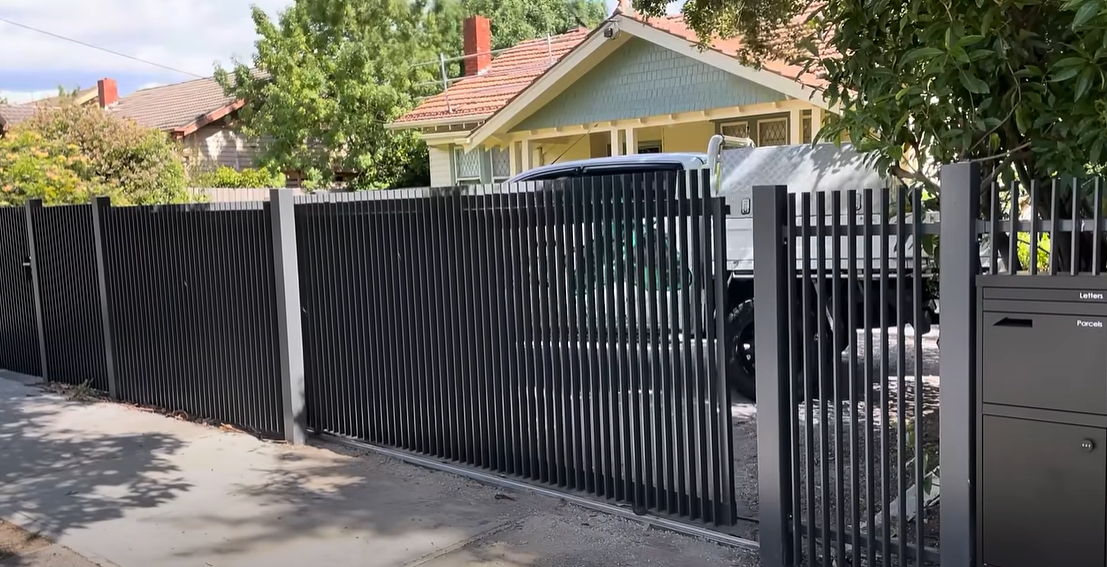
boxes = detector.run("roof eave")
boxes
[387,114,492,130]
[171,99,246,137]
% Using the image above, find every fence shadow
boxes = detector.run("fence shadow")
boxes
[0,378,192,566]
[160,432,539,564]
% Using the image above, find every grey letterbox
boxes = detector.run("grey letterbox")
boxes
[978,275,1107,567]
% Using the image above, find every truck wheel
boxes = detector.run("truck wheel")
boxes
[723,297,844,403]
[726,299,758,401]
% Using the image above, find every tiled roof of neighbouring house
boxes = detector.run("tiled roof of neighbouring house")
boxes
[392,27,593,125]
[108,76,238,131]
[0,104,42,128]
[394,10,826,127]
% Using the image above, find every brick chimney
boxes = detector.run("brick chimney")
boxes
[96,78,118,108]
[463,16,492,76]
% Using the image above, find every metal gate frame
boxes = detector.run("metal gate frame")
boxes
[295,171,743,537]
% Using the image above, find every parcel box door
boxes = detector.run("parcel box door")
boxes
[982,416,1107,567]
[982,311,1107,415]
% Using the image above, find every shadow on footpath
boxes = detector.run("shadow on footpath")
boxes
[160,426,533,564]
[0,378,192,566]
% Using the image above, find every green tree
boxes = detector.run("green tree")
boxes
[634,0,1107,270]
[189,165,286,188]
[216,0,444,190]
[463,0,607,50]
[217,0,606,190]
[0,129,104,206]
[0,105,190,205]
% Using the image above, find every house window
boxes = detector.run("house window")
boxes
[490,147,511,180]
[604,140,664,155]
[454,147,482,184]
[757,118,789,146]
[802,113,813,144]
[720,122,750,139]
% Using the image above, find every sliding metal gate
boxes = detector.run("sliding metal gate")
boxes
[0,207,41,377]
[295,172,737,527]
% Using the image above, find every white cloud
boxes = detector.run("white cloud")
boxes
[0,89,57,103]
[137,82,166,91]
[0,0,687,83]
[0,0,292,78]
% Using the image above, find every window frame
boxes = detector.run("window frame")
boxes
[453,147,482,184]
[756,117,789,146]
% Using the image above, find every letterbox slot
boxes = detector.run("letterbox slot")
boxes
[992,317,1032,328]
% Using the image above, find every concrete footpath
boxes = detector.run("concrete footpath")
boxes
[0,373,756,567]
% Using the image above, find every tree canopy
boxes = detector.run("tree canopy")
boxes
[634,0,1107,185]
[0,105,190,206]
[216,0,607,189]
[633,0,1107,270]
[463,0,607,50]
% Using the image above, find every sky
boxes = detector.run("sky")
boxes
[0,0,680,104]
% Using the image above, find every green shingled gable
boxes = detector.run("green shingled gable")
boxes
[511,38,788,132]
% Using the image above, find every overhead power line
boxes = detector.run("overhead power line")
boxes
[0,17,206,79]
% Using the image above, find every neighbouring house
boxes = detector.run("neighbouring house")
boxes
[390,4,836,186]
[103,77,267,174]
[106,76,356,188]
[0,83,102,135]
[2,73,338,189]
[1,78,278,180]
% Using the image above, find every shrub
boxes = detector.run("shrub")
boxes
[2,105,190,205]
[189,165,285,188]
[0,130,109,206]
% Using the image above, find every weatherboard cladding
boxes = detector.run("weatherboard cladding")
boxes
[511,38,787,132]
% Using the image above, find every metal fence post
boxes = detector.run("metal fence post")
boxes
[269,188,307,445]
[90,197,118,398]
[24,199,48,381]
[753,184,793,567]
[939,162,980,567]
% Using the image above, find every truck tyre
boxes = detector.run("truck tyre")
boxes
[723,297,845,403]
[725,299,757,400]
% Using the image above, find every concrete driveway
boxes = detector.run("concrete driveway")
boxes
[0,373,756,567]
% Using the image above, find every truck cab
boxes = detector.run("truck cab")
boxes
[506,153,709,184]
[504,139,935,401]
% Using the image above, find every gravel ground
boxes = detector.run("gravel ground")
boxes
[729,326,941,567]
[0,519,50,560]
[320,439,761,566]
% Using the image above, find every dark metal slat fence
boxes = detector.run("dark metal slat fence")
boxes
[295,173,737,527]
[101,202,285,436]
[29,202,110,390]
[0,206,40,377]
[755,184,939,566]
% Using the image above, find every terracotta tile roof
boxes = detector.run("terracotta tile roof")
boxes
[0,104,42,128]
[108,76,237,131]
[392,27,594,125]
[394,11,827,128]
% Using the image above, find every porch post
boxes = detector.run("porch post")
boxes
[521,139,532,171]
[810,107,823,143]
[610,129,622,156]
[624,127,638,155]
[789,108,803,145]
[509,140,520,175]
